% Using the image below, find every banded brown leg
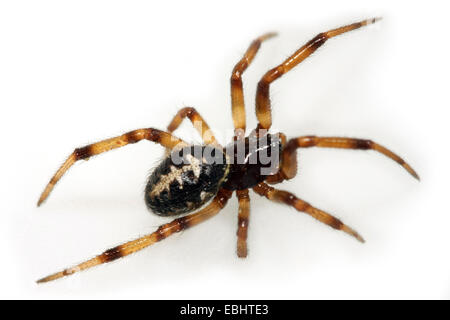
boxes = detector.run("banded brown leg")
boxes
[37,189,232,283]
[231,33,276,138]
[266,136,419,184]
[256,18,381,130]
[253,182,364,242]
[37,128,187,206]
[167,107,219,146]
[236,189,250,258]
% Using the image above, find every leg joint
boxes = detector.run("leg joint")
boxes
[179,107,197,119]
[74,146,92,160]
[354,139,373,149]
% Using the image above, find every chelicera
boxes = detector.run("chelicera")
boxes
[36,18,419,283]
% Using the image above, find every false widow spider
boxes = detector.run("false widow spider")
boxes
[36,17,419,283]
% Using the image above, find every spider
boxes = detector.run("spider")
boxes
[36,17,419,283]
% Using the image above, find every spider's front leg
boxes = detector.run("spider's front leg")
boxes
[37,189,232,283]
[253,182,364,242]
[255,17,381,130]
[231,32,276,138]
[37,128,187,206]
[266,136,419,184]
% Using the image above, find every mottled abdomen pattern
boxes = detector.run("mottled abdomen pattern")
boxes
[145,145,229,216]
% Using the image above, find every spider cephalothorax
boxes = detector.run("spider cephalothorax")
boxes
[36,17,419,283]
[222,133,283,190]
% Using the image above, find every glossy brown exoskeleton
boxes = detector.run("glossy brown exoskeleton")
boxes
[36,18,419,283]
[145,133,282,215]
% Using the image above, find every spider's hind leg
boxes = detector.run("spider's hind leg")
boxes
[253,182,364,242]
[37,189,232,283]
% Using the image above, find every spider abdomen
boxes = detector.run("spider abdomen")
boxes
[145,145,229,216]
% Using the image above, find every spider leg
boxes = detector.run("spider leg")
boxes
[266,135,419,184]
[253,182,364,242]
[236,189,250,258]
[256,17,381,130]
[167,106,219,146]
[37,189,232,283]
[37,128,187,206]
[231,33,276,138]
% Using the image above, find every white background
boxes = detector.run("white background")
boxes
[1,1,449,299]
